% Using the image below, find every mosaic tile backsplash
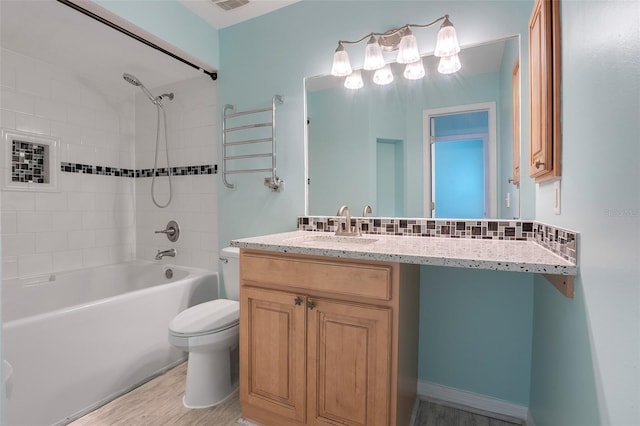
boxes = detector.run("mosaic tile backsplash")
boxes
[12,140,48,183]
[60,162,217,178]
[298,216,577,264]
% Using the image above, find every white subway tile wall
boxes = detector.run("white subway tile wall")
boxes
[1,47,219,278]
[134,76,219,270]
[1,47,133,278]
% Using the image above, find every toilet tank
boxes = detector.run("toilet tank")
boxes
[220,247,240,301]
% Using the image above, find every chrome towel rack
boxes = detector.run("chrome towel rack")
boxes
[222,95,284,191]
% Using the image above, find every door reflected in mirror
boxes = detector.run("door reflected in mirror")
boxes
[305,36,521,219]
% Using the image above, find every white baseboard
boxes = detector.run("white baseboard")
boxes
[417,381,532,424]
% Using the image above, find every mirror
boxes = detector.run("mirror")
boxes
[305,36,521,219]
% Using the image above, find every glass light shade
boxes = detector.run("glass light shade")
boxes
[373,64,394,85]
[363,35,385,70]
[434,17,461,58]
[397,29,420,64]
[331,44,352,77]
[437,53,461,74]
[344,70,364,89]
[403,60,425,80]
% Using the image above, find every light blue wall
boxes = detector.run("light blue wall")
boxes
[530,1,640,425]
[420,267,533,405]
[94,0,219,68]
[218,0,533,241]
[219,0,534,405]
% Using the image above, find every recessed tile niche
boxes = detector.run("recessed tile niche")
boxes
[2,128,59,192]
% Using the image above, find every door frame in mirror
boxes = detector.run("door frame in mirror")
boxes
[422,102,497,218]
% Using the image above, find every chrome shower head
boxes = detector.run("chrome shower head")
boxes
[122,73,141,86]
[123,73,160,105]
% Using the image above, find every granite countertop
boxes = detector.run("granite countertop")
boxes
[231,230,578,276]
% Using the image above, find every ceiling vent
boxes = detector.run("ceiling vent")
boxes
[211,0,249,11]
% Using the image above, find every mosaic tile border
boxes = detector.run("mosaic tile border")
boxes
[297,216,578,264]
[534,222,578,264]
[60,162,217,178]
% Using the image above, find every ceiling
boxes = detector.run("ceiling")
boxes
[0,0,298,101]
[1,0,505,99]
[0,0,207,100]
[178,0,299,29]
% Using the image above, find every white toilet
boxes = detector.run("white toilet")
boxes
[168,246,240,409]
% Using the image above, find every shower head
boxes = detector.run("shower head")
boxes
[123,73,160,105]
[122,72,142,86]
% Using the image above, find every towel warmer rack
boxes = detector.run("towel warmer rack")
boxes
[222,95,284,191]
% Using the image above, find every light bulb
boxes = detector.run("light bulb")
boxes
[437,53,461,74]
[404,60,425,80]
[364,35,385,71]
[331,43,352,77]
[373,64,394,85]
[397,28,420,64]
[434,16,461,58]
[344,70,364,89]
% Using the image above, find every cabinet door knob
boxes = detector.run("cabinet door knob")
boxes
[294,296,303,306]
[535,160,545,168]
[307,300,316,310]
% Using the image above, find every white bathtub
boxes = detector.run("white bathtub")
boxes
[2,261,218,426]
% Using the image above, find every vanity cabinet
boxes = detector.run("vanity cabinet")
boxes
[239,249,420,426]
[528,0,561,182]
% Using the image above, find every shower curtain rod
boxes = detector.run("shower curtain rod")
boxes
[56,0,218,81]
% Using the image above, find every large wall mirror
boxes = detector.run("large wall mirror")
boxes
[305,36,521,219]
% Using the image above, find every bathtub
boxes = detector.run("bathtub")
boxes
[2,261,218,426]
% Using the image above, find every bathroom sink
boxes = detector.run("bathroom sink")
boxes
[284,234,379,247]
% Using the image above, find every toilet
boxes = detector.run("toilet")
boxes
[168,246,240,408]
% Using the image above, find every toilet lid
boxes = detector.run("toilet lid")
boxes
[169,299,239,335]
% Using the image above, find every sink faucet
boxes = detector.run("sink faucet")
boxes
[335,205,360,236]
[357,205,373,235]
[155,248,176,260]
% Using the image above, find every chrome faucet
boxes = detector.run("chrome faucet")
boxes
[155,248,176,260]
[335,205,360,236]
[357,205,373,235]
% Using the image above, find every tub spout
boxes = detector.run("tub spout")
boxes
[155,248,176,260]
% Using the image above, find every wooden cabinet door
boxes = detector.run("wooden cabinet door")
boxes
[529,0,561,182]
[307,298,392,426]
[240,287,307,423]
[529,0,553,178]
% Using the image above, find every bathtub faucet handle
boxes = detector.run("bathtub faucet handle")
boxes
[155,220,180,242]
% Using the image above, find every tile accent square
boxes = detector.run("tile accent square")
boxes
[3,128,59,192]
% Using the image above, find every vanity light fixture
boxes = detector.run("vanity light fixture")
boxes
[373,64,394,85]
[344,69,364,89]
[330,14,461,87]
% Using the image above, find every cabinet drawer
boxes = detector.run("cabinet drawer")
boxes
[241,251,392,301]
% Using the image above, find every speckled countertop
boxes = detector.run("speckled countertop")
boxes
[231,231,578,276]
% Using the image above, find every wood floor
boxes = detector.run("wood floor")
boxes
[70,363,523,426]
[69,362,242,426]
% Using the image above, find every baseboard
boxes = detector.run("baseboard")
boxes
[417,381,530,424]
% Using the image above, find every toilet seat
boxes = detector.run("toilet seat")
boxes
[169,299,239,337]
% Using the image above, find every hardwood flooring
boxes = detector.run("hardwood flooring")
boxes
[68,362,242,426]
[70,363,523,426]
